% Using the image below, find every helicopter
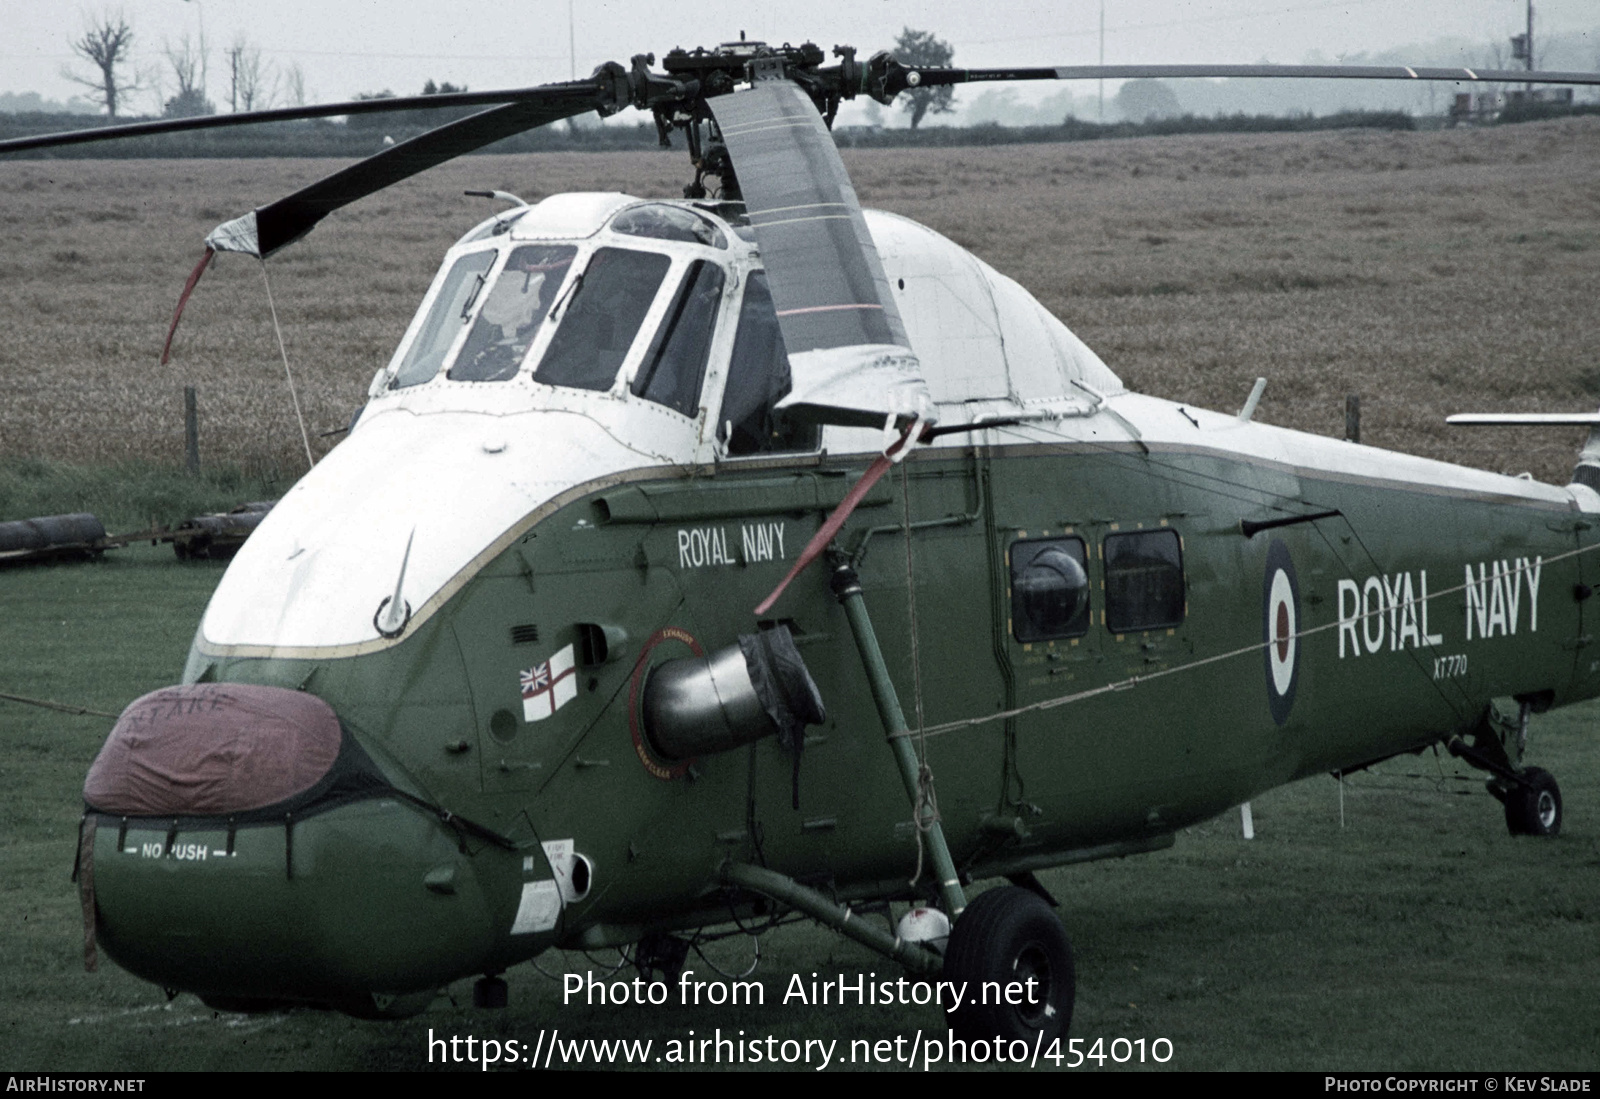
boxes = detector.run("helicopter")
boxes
[7,41,1600,1047]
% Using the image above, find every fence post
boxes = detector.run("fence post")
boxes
[185,386,200,476]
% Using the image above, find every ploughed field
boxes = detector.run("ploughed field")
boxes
[2,117,1598,481]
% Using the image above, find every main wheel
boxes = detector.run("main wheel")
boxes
[942,886,1074,1043]
[1504,767,1561,837]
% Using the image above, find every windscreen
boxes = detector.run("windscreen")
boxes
[631,259,725,417]
[718,273,820,455]
[391,250,497,389]
[448,245,576,382]
[533,247,671,393]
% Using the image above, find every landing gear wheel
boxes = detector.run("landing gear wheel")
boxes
[1505,767,1561,837]
[942,886,1074,1043]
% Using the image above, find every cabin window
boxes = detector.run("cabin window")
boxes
[533,247,671,392]
[717,273,822,456]
[448,245,576,382]
[1010,538,1091,642]
[631,260,726,417]
[391,249,497,388]
[611,204,727,249]
[1104,530,1184,632]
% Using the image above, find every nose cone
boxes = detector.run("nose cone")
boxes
[83,684,524,1006]
[86,683,350,818]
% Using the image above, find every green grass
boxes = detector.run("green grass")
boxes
[0,457,283,534]
[2,543,1597,1071]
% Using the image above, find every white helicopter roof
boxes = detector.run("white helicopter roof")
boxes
[509,192,635,240]
[452,193,1124,416]
[864,208,1124,412]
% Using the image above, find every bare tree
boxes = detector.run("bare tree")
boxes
[225,37,275,112]
[64,11,141,119]
[283,61,308,108]
[162,33,213,117]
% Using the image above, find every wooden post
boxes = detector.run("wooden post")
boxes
[1345,395,1361,444]
[184,386,200,475]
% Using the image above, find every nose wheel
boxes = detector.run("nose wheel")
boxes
[1503,766,1562,837]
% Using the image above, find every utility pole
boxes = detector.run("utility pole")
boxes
[1098,0,1105,122]
[1526,0,1534,94]
[1510,0,1534,94]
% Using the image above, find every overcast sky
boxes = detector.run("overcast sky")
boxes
[5,0,1595,114]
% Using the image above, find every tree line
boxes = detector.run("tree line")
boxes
[56,15,961,128]
[63,10,307,120]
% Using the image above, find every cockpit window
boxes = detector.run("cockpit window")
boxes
[611,204,727,249]
[448,245,575,382]
[533,247,671,393]
[391,250,496,388]
[717,273,822,456]
[631,260,725,417]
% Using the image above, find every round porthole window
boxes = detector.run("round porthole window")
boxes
[1015,546,1089,640]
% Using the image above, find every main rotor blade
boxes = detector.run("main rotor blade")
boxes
[208,89,604,258]
[709,80,931,428]
[1448,413,1600,426]
[0,82,599,156]
[896,63,1600,92]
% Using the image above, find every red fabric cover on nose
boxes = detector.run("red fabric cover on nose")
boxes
[85,683,342,816]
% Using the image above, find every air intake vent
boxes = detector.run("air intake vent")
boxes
[509,624,540,645]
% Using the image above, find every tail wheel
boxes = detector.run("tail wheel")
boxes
[942,886,1074,1043]
[1505,767,1562,837]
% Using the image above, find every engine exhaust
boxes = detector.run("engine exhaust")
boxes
[642,625,825,761]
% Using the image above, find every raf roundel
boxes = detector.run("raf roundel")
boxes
[1263,539,1300,726]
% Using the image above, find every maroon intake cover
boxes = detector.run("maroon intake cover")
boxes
[85,683,343,816]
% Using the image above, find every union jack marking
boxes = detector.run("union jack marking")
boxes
[520,643,577,722]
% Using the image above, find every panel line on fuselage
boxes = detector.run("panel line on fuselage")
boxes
[979,436,1577,514]
[911,545,1590,742]
[980,426,1574,723]
[196,426,1581,663]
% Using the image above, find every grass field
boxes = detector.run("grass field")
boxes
[2,545,1597,1071]
[3,122,1600,1072]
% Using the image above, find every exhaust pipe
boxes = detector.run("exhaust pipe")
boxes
[643,625,825,760]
